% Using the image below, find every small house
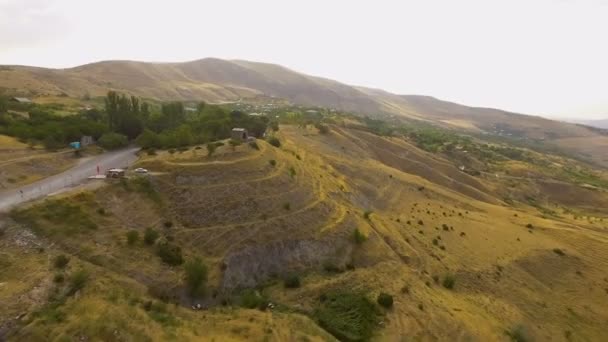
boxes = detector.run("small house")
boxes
[10,97,32,104]
[106,168,126,178]
[231,128,248,141]
[80,135,94,147]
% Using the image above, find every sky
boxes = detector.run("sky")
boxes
[1,0,607,119]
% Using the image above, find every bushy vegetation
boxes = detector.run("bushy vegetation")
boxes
[352,228,367,244]
[267,136,281,147]
[442,275,456,289]
[314,291,378,341]
[144,228,159,245]
[12,198,97,236]
[284,274,301,288]
[239,289,268,310]
[67,269,89,295]
[183,257,208,297]
[157,242,184,265]
[98,132,128,150]
[377,292,394,308]
[53,254,70,269]
[126,230,139,245]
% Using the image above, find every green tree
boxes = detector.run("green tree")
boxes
[136,129,161,149]
[377,292,393,308]
[184,257,208,296]
[98,132,128,150]
[104,91,120,130]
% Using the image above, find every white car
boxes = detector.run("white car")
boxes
[134,168,148,174]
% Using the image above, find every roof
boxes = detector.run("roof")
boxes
[11,97,32,103]
[232,128,246,132]
[107,168,125,172]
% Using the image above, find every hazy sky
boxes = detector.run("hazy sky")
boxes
[1,0,607,119]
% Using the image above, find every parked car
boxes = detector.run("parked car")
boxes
[134,168,148,174]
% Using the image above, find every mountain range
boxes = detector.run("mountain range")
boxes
[1,58,607,165]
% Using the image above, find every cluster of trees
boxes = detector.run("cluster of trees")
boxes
[0,107,107,149]
[0,91,270,151]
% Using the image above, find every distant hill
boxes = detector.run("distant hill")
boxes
[1,58,608,165]
[575,118,608,129]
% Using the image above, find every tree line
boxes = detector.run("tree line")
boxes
[0,92,270,150]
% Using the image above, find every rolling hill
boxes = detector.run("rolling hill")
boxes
[2,58,608,165]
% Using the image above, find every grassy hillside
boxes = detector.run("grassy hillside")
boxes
[3,58,608,166]
[3,119,608,340]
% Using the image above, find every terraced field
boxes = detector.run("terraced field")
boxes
[3,125,608,341]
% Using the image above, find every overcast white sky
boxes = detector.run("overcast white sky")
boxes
[1,0,607,119]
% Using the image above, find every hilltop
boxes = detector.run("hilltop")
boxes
[2,58,608,166]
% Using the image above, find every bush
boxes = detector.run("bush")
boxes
[377,292,394,308]
[269,159,276,167]
[206,142,217,157]
[314,291,378,341]
[53,255,70,269]
[163,221,173,228]
[553,248,565,256]
[157,242,184,266]
[126,230,139,245]
[248,141,259,150]
[352,228,367,244]
[284,274,301,288]
[443,275,456,290]
[144,228,159,245]
[288,166,296,178]
[363,210,372,220]
[442,275,456,289]
[228,139,242,150]
[53,273,65,283]
[283,202,291,211]
[505,325,530,342]
[239,289,268,310]
[526,223,534,229]
[184,257,208,297]
[68,269,89,295]
[98,132,128,150]
[267,136,281,147]
[315,123,330,134]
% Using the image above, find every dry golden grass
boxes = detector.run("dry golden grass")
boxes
[3,125,608,341]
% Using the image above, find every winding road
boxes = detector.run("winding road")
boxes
[0,147,139,212]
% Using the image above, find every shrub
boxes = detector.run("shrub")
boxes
[377,292,393,308]
[553,248,565,256]
[418,220,424,225]
[68,269,89,295]
[239,289,268,310]
[184,257,208,297]
[126,230,139,245]
[96,208,106,215]
[267,136,281,147]
[314,291,378,341]
[442,275,456,289]
[248,141,260,150]
[284,274,301,288]
[363,210,372,220]
[288,166,296,177]
[323,261,344,273]
[163,221,173,228]
[206,142,217,157]
[53,255,70,269]
[228,139,242,150]
[526,223,534,229]
[283,202,291,211]
[144,228,159,245]
[98,132,128,150]
[269,159,277,167]
[505,325,530,342]
[157,242,184,266]
[315,123,330,134]
[352,228,367,244]
[53,273,65,283]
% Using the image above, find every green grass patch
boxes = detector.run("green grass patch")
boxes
[12,197,97,236]
[314,291,379,341]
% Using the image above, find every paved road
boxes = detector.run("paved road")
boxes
[0,147,139,212]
